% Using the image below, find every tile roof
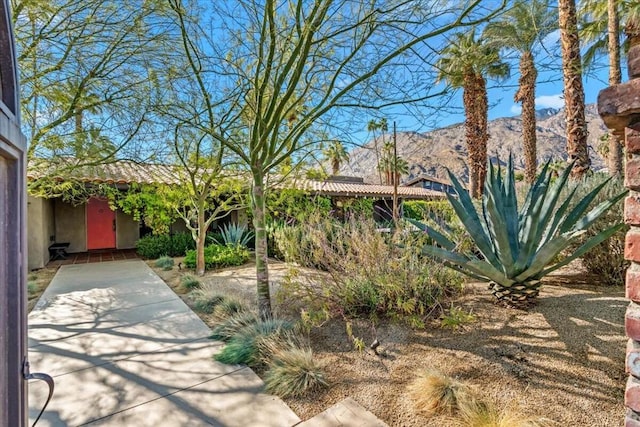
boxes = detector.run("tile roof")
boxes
[27,160,444,199]
[283,178,445,199]
[27,159,182,185]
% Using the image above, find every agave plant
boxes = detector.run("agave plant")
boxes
[411,156,626,308]
[214,223,254,248]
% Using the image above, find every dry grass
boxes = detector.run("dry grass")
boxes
[457,399,554,427]
[408,369,475,416]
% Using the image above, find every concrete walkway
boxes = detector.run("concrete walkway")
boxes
[27,260,300,426]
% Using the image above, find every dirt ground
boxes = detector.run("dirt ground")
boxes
[148,259,627,427]
[27,267,58,312]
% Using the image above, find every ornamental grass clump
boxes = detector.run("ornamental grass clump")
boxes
[412,156,626,308]
[154,255,174,270]
[262,336,327,398]
[408,369,474,416]
[458,399,552,427]
[214,317,294,365]
[180,274,201,291]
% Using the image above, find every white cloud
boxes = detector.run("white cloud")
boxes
[535,94,565,109]
[510,105,522,115]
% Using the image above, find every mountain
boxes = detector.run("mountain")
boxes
[341,104,608,184]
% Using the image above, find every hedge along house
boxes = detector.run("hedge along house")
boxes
[26,160,250,270]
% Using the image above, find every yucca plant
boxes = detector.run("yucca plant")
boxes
[411,156,626,308]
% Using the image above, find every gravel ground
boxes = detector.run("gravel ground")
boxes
[152,260,627,427]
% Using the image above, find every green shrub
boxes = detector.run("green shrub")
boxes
[170,232,195,257]
[184,244,250,270]
[136,232,195,259]
[264,344,327,398]
[403,200,456,223]
[155,256,174,270]
[181,274,201,291]
[214,318,294,365]
[566,173,628,286]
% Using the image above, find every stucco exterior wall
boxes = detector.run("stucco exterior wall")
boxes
[116,210,139,249]
[55,200,86,253]
[27,196,54,270]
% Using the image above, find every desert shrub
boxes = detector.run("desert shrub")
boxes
[263,338,327,398]
[563,174,627,286]
[276,215,465,327]
[214,318,295,365]
[441,306,477,330]
[184,244,250,270]
[136,232,195,259]
[155,256,174,270]
[408,369,474,416]
[180,274,201,291]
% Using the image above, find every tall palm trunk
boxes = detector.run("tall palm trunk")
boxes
[252,170,272,320]
[516,52,538,184]
[559,0,590,178]
[607,0,623,176]
[463,72,488,199]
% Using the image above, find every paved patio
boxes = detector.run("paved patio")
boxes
[27,260,301,426]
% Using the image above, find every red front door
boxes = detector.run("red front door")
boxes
[86,198,116,250]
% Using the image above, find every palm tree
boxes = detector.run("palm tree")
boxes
[377,144,409,185]
[367,118,388,184]
[580,0,623,175]
[437,29,509,198]
[323,140,349,175]
[559,0,590,178]
[484,0,557,184]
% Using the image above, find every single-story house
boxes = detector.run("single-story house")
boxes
[27,162,443,270]
[402,174,458,195]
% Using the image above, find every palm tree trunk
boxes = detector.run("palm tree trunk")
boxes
[515,52,538,184]
[252,170,272,320]
[476,74,488,197]
[464,73,489,199]
[463,73,481,198]
[607,0,623,177]
[559,0,590,179]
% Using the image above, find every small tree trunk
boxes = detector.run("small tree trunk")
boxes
[196,208,206,276]
[559,0,590,179]
[516,52,538,184]
[252,170,272,320]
